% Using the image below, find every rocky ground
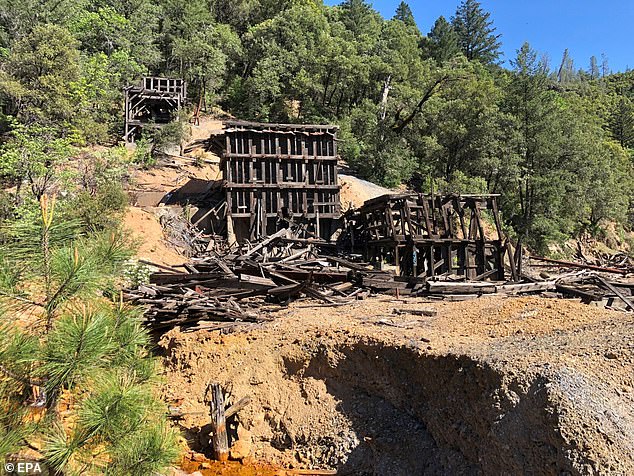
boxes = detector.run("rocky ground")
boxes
[160,295,634,476]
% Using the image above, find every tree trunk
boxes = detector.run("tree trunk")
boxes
[378,75,392,121]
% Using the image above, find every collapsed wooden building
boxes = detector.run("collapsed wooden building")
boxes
[124,77,186,142]
[222,121,341,243]
[125,118,634,330]
[343,193,519,281]
[217,121,518,283]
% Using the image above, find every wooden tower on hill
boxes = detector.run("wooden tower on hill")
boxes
[124,77,186,142]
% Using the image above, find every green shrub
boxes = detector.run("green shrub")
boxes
[69,182,128,231]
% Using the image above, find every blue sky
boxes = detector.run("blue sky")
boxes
[324,0,634,73]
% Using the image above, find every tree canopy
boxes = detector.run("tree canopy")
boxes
[0,0,631,252]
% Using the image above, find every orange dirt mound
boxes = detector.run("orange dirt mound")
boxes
[123,207,186,267]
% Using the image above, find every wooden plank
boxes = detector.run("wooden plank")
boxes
[594,274,633,311]
[225,396,251,419]
[362,277,408,289]
[496,281,556,294]
[506,241,519,282]
[529,256,627,275]
[239,274,276,287]
[241,228,288,257]
[473,268,498,281]
[427,281,496,294]
[555,284,602,302]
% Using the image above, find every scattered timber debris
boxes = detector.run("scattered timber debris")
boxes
[528,255,631,276]
[124,191,633,332]
[124,227,633,333]
[124,225,382,331]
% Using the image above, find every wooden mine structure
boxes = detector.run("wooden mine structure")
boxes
[222,121,341,243]
[124,77,186,142]
[345,193,518,281]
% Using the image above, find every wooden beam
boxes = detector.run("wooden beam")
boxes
[529,256,627,275]
[206,383,229,462]
[593,274,633,311]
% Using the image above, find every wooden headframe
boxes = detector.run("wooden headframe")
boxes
[124,77,186,142]
[222,121,341,243]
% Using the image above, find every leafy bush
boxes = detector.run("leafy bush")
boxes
[131,136,155,168]
[69,183,128,231]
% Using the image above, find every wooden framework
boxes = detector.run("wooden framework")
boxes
[223,121,341,243]
[124,77,186,142]
[345,193,518,281]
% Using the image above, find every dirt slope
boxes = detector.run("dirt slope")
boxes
[338,174,392,210]
[160,296,634,475]
[123,207,186,267]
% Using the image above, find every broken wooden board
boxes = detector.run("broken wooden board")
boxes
[427,281,497,294]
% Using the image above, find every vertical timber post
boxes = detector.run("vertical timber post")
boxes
[206,383,229,462]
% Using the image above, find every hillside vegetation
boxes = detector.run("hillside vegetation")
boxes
[0,0,633,250]
[0,1,632,473]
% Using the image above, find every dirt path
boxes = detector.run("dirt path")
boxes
[160,296,634,475]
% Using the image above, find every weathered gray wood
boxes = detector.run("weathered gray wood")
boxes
[529,256,627,275]
[427,281,496,294]
[241,228,288,257]
[593,274,633,311]
[496,281,556,294]
[207,383,229,461]
[555,284,602,302]
[239,274,276,287]
[225,396,251,419]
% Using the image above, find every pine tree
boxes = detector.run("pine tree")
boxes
[589,56,600,80]
[339,0,377,37]
[505,42,559,248]
[393,1,416,28]
[0,195,178,473]
[557,49,576,83]
[426,16,461,64]
[609,96,634,149]
[601,53,610,77]
[451,0,501,64]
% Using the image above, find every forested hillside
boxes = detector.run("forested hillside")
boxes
[0,0,633,251]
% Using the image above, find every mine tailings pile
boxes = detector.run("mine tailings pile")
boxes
[160,315,634,475]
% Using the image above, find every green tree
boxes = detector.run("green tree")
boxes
[557,48,576,83]
[601,53,610,77]
[0,198,179,473]
[425,16,461,64]
[393,1,416,29]
[608,95,634,149]
[452,0,501,64]
[589,55,600,80]
[0,125,72,201]
[338,0,382,39]
[172,23,241,103]
[0,0,86,45]
[416,62,505,184]
[503,42,562,249]
[0,24,80,124]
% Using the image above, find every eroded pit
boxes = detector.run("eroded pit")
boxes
[161,327,612,475]
[279,341,576,475]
